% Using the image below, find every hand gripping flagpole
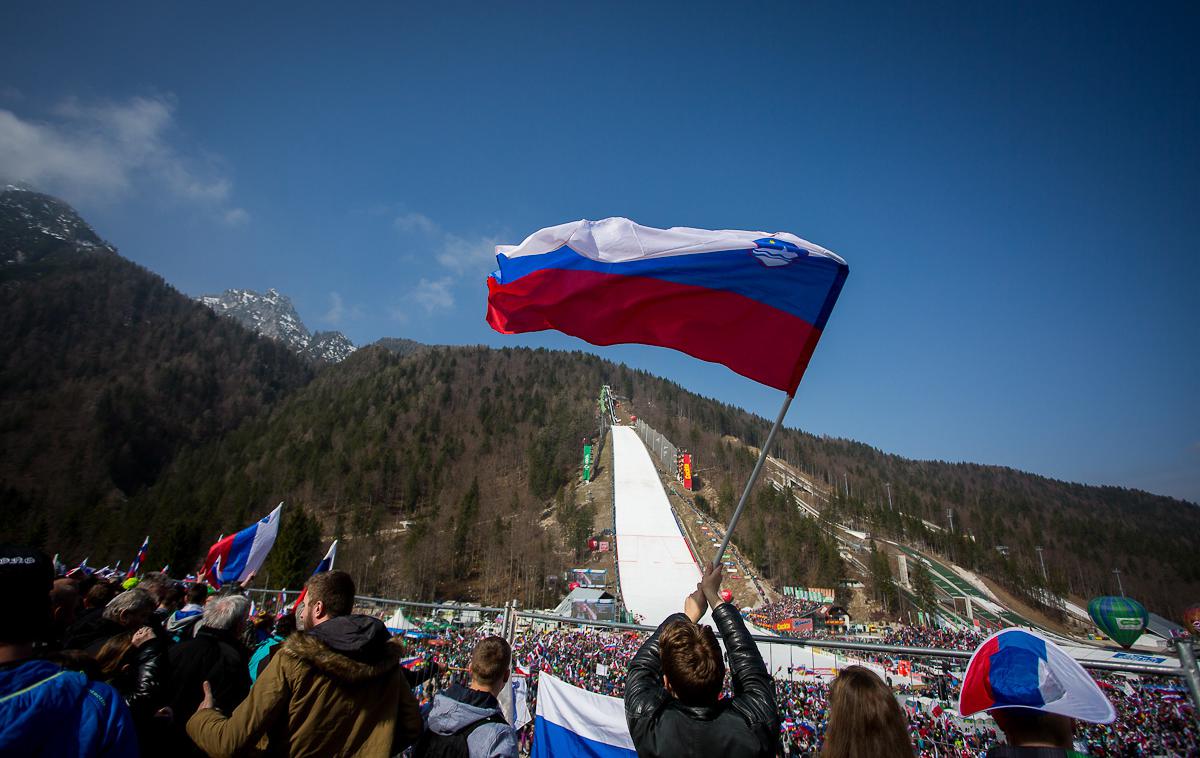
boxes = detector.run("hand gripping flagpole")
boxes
[714,391,793,567]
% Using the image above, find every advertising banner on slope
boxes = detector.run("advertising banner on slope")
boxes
[583,443,593,481]
[682,453,693,490]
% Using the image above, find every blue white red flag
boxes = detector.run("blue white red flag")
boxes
[206,556,223,590]
[200,504,282,586]
[531,673,635,758]
[958,628,1115,723]
[126,536,149,579]
[66,557,91,578]
[291,539,338,611]
[487,218,848,394]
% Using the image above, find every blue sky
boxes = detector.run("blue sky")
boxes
[2,2,1197,503]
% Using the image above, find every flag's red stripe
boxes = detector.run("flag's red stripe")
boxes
[202,534,236,578]
[486,269,823,392]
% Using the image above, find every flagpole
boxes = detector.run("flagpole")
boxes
[714,392,793,566]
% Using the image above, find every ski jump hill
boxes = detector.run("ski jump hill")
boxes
[611,425,904,682]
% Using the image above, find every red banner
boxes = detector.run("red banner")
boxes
[683,453,693,490]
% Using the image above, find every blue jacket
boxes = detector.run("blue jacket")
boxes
[0,658,139,757]
[247,634,285,682]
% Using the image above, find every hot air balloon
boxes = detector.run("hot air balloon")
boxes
[1088,596,1148,649]
[719,589,733,604]
[1182,606,1200,636]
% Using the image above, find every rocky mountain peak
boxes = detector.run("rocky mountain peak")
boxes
[197,287,356,364]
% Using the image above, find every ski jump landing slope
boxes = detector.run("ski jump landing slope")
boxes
[612,425,909,682]
[613,425,703,626]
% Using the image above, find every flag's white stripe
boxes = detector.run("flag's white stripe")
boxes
[237,503,282,581]
[536,673,635,750]
[496,217,843,265]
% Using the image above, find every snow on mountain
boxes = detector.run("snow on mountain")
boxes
[1,186,117,264]
[197,288,357,363]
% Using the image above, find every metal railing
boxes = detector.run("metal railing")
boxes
[513,610,1186,678]
[241,588,1198,722]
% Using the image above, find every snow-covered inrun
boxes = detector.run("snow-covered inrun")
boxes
[611,425,907,682]
[612,425,703,627]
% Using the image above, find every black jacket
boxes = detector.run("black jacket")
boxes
[63,612,123,653]
[165,625,250,717]
[624,603,780,758]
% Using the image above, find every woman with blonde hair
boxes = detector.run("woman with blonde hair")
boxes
[821,665,914,757]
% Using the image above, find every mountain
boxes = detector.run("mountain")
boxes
[0,187,314,553]
[197,288,356,363]
[1,184,115,263]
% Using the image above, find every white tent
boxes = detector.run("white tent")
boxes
[386,607,419,631]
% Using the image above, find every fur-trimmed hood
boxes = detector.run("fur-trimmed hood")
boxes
[280,615,405,684]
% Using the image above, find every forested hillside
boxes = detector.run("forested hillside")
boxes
[617,373,1200,618]
[0,188,314,552]
[126,346,605,604]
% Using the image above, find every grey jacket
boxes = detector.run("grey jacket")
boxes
[424,683,518,758]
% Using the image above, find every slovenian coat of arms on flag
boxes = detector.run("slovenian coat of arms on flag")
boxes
[486,217,848,394]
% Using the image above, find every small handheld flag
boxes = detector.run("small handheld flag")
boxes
[200,504,283,587]
[291,539,338,611]
[126,536,149,579]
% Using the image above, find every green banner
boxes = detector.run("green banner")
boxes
[583,444,593,481]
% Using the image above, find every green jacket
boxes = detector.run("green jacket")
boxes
[187,624,422,757]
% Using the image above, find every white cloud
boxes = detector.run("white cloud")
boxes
[393,211,438,235]
[437,232,502,275]
[413,277,455,313]
[0,95,244,222]
[390,210,502,278]
[222,208,250,226]
[324,291,346,324]
[386,304,410,323]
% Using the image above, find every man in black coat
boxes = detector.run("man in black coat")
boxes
[624,562,780,758]
[164,594,251,754]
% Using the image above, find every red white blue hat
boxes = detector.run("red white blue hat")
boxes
[958,628,1115,723]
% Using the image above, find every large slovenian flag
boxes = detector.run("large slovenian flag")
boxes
[126,536,149,579]
[290,539,337,611]
[200,504,283,587]
[487,218,848,394]
[531,673,636,758]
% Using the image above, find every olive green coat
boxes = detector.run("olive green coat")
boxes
[187,633,422,757]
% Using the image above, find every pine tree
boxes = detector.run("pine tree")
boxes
[913,560,937,610]
[263,505,321,589]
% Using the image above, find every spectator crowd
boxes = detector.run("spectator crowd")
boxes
[2,543,1197,757]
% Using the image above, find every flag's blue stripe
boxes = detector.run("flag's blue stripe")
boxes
[220,523,258,581]
[531,716,637,758]
[492,245,847,331]
[991,631,1049,707]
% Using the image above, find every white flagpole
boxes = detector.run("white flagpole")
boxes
[714,392,793,566]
